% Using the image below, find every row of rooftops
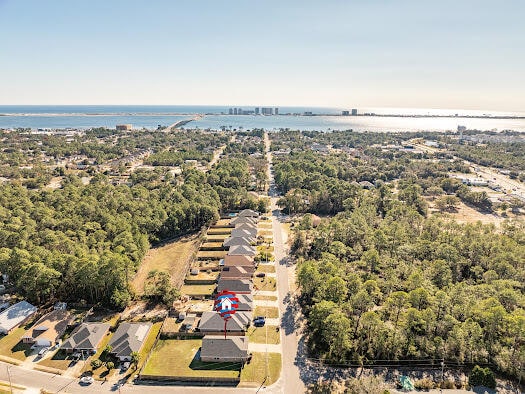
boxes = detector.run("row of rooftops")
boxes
[0,301,152,360]
[197,209,261,362]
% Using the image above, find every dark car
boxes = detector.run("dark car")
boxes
[253,316,266,327]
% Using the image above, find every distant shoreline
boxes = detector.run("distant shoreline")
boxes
[1,113,524,120]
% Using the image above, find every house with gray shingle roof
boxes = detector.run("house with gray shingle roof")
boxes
[228,244,256,257]
[217,279,253,294]
[230,216,258,226]
[238,209,259,218]
[60,322,110,353]
[198,311,252,333]
[108,322,152,361]
[200,335,249,362]
[230,228,257,239]
[236,294,253,311]
[223,237,254,248]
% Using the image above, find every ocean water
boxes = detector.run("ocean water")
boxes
[1,105,524,132]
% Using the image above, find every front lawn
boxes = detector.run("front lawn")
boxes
[253,276,276,291]
[142,339,240,379]
[240,352,281,386]
[253,306,279,319]
[37,349,74,371]
[0,327,32,361]
[256,264,276,273]
[246,326,280,344]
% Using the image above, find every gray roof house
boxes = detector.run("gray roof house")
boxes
[61,322,110,353]
[108,322,152,361]
[220,265,254,280]
[200,335,249,362]
[230,228,257,239]
[217,279,253,294]
[223,237,254,248]
[0,301,37,335]
[198,311,252,333]
[236,293,253,311]
[238,209,259,218]
[228,244,257,257]
[230,216,258,226]
[235,222,257,231]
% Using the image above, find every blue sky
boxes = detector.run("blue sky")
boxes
[1,0,524,111]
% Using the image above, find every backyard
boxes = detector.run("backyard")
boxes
[132,234,201,294]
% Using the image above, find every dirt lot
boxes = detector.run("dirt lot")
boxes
[132,234,201,295]
[430,201,506,227]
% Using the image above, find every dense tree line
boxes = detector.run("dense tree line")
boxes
[293,187,525,382]
[447,140,525,172]
[0,171,222,307]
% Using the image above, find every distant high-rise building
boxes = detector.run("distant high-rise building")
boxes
[351,109,358,116]
[238,108,242,115]
[233,108,238,115]
[261,107,273,115]
[275,107,279,115]
[342,110,350,116]
[228,108,233,115]
[255,107,260,115]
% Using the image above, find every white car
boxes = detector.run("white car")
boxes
[79,376,94,385]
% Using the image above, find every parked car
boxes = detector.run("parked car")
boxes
[121,362,130,371]
[38,347,50,356]
[255,272,266,278]
[253,316,266,327]
[79,376,94,385]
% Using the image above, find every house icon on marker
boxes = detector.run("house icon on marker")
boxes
[219,297,233,311]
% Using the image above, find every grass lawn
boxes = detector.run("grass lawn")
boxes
[185,271,219,281]
[257,245,275,253]
[207,228,232,235]
[253,276,276,291]
[37,349,74,371]
[253,306,279,319]
[200,242,224,249]
[256,264,276,273]
[142,339,240,379]
[214,219,231,227]
[181,284,216,297]
[246,326,280,344]
[240,352,281,386]
[135,322,162,371]
[132,234,201,295]
[0,327,32,361]
[254,295,277,301]
[259,230,273,237]
[197,251,227,259]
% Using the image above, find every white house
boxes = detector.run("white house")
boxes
[0,301,37,335]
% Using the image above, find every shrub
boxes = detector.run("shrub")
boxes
[440,380,456,389]
[414,378,435,390]
[90,359,102,369]
[106,361,114,370]
[469,365,496,389]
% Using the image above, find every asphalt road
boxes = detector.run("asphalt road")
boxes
[265,133,307,394]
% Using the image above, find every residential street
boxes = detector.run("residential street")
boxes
[264,132,307,394]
